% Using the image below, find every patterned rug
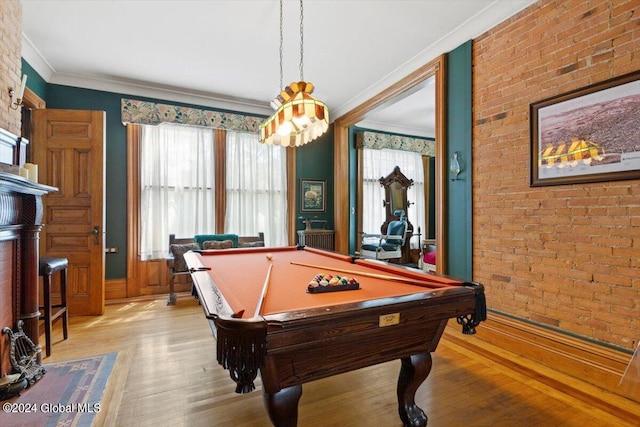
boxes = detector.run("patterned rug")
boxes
[0,352,118,427]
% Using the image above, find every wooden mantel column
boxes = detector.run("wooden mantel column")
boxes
[19,223,44,347]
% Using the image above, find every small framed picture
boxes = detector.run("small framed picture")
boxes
[300,179,326,212]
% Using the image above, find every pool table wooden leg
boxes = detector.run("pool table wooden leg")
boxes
[263,384,303,427]
[397,352,432,427]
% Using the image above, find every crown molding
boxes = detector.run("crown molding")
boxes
[21,35,272,117]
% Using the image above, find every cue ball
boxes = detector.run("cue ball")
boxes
[266,253,273,260]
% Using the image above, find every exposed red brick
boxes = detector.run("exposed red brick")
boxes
[473,0,640,350]
[0,0,23,134]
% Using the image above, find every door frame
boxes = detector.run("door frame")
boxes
[333,55,447,272]
[30,108,106,315]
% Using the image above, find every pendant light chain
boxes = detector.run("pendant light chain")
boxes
[259,0,328,147]
[299,0,304,81]
[279,0,284,91]
[279,0,305,89]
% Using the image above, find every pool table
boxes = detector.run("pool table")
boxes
[184,246,485,427]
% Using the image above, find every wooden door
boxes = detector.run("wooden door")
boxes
[31,109,105,315]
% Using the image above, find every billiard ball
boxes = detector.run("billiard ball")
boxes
[266,253,273,260]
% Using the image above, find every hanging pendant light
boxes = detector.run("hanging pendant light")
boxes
[259,0,329,147]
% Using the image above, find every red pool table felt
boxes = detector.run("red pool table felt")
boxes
[190,246,460,318]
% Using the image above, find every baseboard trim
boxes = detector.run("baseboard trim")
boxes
[105,279,127,300]
[459,311,638,403]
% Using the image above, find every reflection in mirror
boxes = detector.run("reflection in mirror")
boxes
[356,76,435,139]
[355,76,436,270]
[358,144,426,251]
[334,56,445,273]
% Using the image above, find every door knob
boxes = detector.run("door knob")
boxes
[91,225,100,244]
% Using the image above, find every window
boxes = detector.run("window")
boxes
[137,124,289,259]
[362,148,425,241]
[139,124,216,260]
[225,131,288,246]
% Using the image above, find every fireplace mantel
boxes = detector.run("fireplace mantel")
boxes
[0,128,56,375]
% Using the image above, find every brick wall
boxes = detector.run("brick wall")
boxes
[473,0,640,350]
[0,0,22,135]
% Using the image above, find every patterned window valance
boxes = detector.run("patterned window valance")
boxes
[356,131,435,156]
[121,98,264,133]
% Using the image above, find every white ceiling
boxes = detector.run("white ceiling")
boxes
[20,0,536,137]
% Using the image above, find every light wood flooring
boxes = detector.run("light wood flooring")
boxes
[40,294,640,427]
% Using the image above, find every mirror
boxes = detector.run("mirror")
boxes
[390,182,405,213]
[333,55,445,272]
[356,78,434,249]
[355,76,435,139]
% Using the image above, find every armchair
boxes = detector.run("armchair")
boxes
[361,210,408,261]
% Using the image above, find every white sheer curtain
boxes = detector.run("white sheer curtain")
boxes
[225,131,288,246]
[362,148,425,245]
[139,124,216,259]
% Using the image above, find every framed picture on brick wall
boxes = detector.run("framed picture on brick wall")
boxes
[530,69,640,187]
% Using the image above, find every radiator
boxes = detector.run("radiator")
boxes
[297,230,335,251]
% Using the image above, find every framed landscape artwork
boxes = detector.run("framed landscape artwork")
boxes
[300,179,325,212]
[530,70,640,186]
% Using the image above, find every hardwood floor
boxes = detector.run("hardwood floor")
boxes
[41,294,640,427]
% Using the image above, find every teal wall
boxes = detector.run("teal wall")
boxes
[295,125,334,233]
[445,40,473,280]
[21,61,335,280]
[21,60,47,100]
[427,156,436,239]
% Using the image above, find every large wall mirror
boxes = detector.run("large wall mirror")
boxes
[333,55,446,272]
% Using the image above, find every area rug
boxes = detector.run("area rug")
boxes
[0,352,118,427]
